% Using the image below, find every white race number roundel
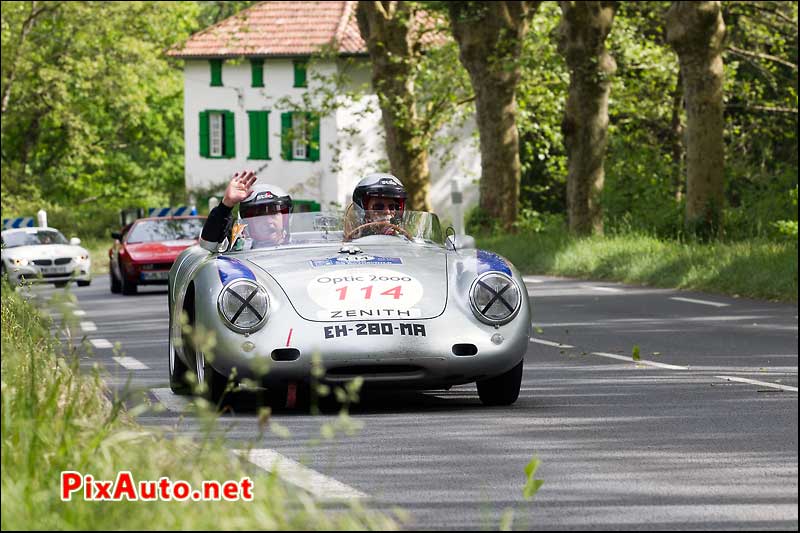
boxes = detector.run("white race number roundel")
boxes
[307,268,424,312]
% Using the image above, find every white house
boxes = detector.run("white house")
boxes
[167,0,480,223]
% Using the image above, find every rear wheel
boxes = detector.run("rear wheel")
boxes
[477,360,523,406]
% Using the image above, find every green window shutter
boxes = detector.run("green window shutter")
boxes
[199,111,210,157]
[308,112,320,162]
[251,59,264,87]
[281,112,293,161]
[248,111,270,159]
[210,59,223,87]
[293,60,307,88]
[223,111,235,158]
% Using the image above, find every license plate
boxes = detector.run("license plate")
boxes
[141,271,169,281]
[41,266,68,275]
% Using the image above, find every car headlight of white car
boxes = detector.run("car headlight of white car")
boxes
[10,257,29,267]
[76,254,89,262]
[469,272,522,325]
[217,279,269,333]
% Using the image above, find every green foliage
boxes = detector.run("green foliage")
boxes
[1,281,398,530]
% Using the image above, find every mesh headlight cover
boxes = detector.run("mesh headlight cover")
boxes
[218,279,269,333]
[470,272,521,325]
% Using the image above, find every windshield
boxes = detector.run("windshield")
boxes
[2,230,68,248]
[230,210,444,251]
[126,218,206,244]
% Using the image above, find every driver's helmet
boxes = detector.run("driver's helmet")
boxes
[351,173,407,226]
[238,184,292,246]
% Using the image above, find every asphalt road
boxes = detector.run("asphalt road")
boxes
[28,274,798,530]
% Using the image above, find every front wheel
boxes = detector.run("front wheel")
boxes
[477,360,523,406]
[168,312,191,395]
[121,274,137,295]
[195,349,230,406]
[110,270,121,293]
[77,279,91,287]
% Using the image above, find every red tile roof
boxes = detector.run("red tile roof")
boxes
[167,1,366,58]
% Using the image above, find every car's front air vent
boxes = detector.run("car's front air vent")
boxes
[452,344,478,356]
[54,258,71,265]
[271,348,300,362]
[33,259,52,266]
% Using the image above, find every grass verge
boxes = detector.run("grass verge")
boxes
[0,282,398,530]
[477,231,798,302]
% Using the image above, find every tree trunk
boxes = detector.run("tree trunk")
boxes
[558,1,618,236]
[670,69,685,202]
[666,1,726,239]
[448,1,540,230]
[356,1,432,211]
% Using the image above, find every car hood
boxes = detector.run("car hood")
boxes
[2,244,88,261]
[125,240,197,262]
[243,243,448,322]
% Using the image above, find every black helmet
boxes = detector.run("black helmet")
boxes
[239,184,292,219]
[352,173,407,210]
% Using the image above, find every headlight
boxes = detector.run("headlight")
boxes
[76,255,89,262]
[217,279,269,333]
[469,272,521,325]
[11,258,29,267]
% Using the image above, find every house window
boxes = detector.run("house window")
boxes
[292,113,308,160]
[293,60,307,88]
[199,110,235,159]
[210,59,223,87]
[209,112,223,157]
[280,111,319,162]
[251,59,264,88]
[247,111,270,160]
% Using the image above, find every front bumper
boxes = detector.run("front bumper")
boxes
[6,261,91,286]
[194,302,530,389]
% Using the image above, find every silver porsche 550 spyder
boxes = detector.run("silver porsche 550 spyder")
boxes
[167,209,532,407]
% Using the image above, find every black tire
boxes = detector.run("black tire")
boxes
[121,274,137,295]
[477,360,523,406]
[195,349,230,405]
[110,270,121,293]
[168,311,191,395]
[77,279,91,287]
[54,281,69,288]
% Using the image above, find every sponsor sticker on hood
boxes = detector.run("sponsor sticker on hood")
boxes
[310,255,402,267]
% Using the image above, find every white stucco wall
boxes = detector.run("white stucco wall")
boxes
[182,57,480,221]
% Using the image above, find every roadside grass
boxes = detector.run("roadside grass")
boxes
[82,238,110,276]
[0,282,398,530]
[477,230,798,302]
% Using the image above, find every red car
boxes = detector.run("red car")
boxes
[109,216,207,295]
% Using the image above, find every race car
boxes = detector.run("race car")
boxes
[110,215,206,295]
[167,209,532,407]
[1,227,92,287]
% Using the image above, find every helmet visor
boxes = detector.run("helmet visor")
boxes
[240,201,291,219]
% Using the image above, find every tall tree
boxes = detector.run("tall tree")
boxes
[557,1,618,235]
[448,1,540,229]
[666,1,726,238]
[356,1,433,211]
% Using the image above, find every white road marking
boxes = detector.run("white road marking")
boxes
[73,310,87,316]
[592,352,689,370]
[150,388,191,413]
[714,376,798,392]
[90,338,114,349]
[113,356,150,370]
[234,448,368,502]
[531,338,575,349]
[670,297,730,308]
[80,321,97,332]
[582,285,622,293]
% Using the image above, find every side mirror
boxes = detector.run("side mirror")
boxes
[110,231,122,240]
[70,237,81,246]
[446,234,476,251]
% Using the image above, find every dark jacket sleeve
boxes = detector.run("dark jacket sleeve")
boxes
[199,203,233,251]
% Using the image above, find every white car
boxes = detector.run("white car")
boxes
[1,227,92,287]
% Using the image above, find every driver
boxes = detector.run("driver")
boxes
[345,173,407,239]
[200,171,293,251]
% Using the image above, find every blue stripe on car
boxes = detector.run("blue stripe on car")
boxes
[476,249,512,275]
[216,256,256,284]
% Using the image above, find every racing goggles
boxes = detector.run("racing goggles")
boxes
[367,198,405,212]
[240,201,291,219]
